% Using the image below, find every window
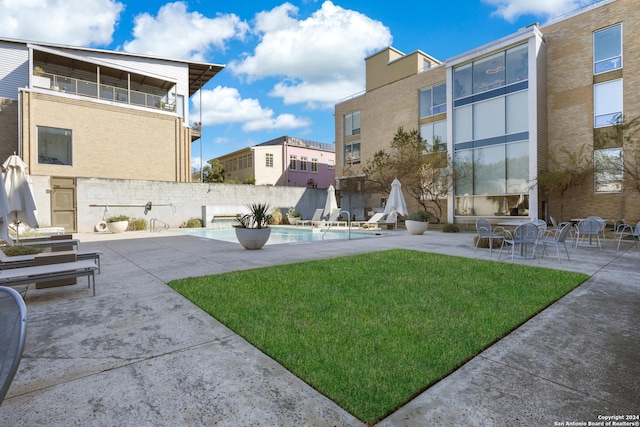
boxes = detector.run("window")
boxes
[454,105,473,143]
[419,83,446,118]
[344,111,361,136]
[594,24,622,74]
[594,79,623,127]
[344,142,361,165]
[473,52,505,94]
[505,44,528,85]
[595,148,623,193]
[38,126,72,165]
[289,155,297,170]
[474,97,505,140]
[506,91,528,134]
[454,43,528,100]
[265,153,274,167]
[239,153,252,169]
[328,159,334,169]
[300,156,307,171]
[311,158,318,172]
[420,120,447,152]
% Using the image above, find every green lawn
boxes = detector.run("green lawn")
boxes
[169,249,589,425]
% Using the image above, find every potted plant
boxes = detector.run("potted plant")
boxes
[106,215,129,233]
[405,211,431,235]
[234,203,272,250]
[286,207,301,225]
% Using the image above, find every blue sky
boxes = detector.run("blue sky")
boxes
[0,0,600,169]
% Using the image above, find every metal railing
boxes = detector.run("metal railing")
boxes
[33,72,174,112]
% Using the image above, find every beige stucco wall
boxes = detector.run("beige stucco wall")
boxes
[20,90,192,182]
[542,0,640,222]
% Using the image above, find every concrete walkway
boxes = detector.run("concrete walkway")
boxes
[1,228,638,426]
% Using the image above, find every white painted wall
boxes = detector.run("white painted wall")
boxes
[30,176,329,232]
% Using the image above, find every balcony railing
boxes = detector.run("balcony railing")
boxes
[32,72,175,112]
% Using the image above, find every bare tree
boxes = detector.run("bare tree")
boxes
[362,127,454,222]
[595,115,640,194]
[536,145,593,221]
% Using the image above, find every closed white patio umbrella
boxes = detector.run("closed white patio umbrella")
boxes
[383,178,408,229]
[384,178,408,217]
[323,184,338,217]
[0,171,13,245]
[3,155,39,241]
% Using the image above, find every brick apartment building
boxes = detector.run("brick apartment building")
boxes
[335,0,639,224]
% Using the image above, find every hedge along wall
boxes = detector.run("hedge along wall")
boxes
[30,176,328,232]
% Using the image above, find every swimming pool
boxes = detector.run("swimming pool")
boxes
[172,226,380,245]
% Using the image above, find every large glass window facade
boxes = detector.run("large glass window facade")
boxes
[452,43,530,217]
[594,24,622,74]
[38,126,72,165]
[454,44,528,99]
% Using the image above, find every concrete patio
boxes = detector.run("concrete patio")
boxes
[1,227,638,426]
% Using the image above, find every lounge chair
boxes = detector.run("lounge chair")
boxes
[3,234,79,249]
[298,209,323,226]
[0,260,99,296]
[9,222,66,237]
[351,212,384,229]
[0,248,102,272]
[312,208,346,227]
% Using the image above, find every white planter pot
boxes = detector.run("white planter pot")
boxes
[287,216,299,225]
[107,221,129,233]
[405,220,429,235]
[235,227,271,250]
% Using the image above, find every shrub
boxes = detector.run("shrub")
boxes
[107,215,129,223]
[441,223,460,233]
[408,211,434,222]
[180,218,203,228]
[270,207,283,225]
[1,245,43,256]
[128,217,148,231]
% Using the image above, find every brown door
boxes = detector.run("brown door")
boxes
[50,177,77,232]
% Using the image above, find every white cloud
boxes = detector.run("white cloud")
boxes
[194,86,312,132]
[122,2,249,61]
[229,1,391,108]
[0,0,124,46]
[482,0,596,23]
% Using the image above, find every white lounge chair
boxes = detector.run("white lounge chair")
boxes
[312,208,346,227]
[0,260,99,296]
[351,212,384,229]
[298,209,324,226]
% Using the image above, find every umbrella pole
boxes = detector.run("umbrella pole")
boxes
[14,219,20,243]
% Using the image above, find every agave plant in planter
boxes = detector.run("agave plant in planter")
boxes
[234,203,273,249]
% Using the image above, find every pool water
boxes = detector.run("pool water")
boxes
[172,226,379,245]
